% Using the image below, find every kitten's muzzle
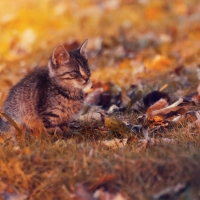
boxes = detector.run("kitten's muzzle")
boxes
[84,78,90,84]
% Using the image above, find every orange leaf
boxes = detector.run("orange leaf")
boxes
[145,55,173,72]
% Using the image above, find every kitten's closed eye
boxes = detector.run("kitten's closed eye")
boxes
[69,72,80,78]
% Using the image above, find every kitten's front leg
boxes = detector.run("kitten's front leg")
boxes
[43,119,63,136]
[45,126,64,137]
[59,122,69,134]
[42,113,70,137]
[42,116,64,137]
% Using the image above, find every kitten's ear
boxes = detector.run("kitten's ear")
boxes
[52,44,70,68]
[79,39,88,58]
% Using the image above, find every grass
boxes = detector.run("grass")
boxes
[1,0,200,199]
[1,72,200,199]
[0,118,200,199]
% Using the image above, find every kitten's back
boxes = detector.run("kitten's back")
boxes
[3,68,49,133]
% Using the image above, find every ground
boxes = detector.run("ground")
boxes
[0,0,200,199]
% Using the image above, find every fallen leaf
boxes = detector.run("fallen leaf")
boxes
[145,55,173,72]
[102,138,128,149]
[186,110,200,128]
[147,98,183,118]
[79,112,104,123]
[186,110,200,123]
[170,115,184,122]
[93,188,126,200]
[84,88,103,106]
[146,98,168,117]
[89,174,117,192]
[104,117,131,137]
[152,182,188,199]
[107,105,120,114]
[74,183,94,200]
[190,84,200,104]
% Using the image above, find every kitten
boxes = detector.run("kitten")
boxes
[0,40,90,139]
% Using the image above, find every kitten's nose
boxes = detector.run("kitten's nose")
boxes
[85,78,89,84]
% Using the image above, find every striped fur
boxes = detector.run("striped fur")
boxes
[0,40,90,138]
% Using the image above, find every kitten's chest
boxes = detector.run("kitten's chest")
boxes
[49,96,83,122]
[61,99,82,115]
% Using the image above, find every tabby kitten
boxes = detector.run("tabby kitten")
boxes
[0,40,90,138]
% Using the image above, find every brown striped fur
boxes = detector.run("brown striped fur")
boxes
[0,40,90,138]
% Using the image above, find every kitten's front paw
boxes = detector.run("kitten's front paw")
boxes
[60,124,69,133]
[46,126,64,138]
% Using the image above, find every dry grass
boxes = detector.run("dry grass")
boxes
[1,0,200,199]
[0,120,200,199]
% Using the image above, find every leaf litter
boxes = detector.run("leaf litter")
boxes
[1,0,200,199]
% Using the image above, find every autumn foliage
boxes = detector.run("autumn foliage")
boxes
[1,0,200,199]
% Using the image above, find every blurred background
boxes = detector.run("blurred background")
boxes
[0,0,200,103]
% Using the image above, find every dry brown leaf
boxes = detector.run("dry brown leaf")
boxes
[102,138,128,149]
[186,111,200,123]
[147,98,183,118]
[74,183,94,200]
[84,88,103,106]
[146,98,168,117]
[152,183,188,199]
[74,174,120,200]
[191,93,200,104]
[107,105,120,114]
[89,174,117,192]
[186,110,200,128]
[93,188,126,200]
[191,84,200,104]
[170,115,184,122]
[78,112,104,123]
[192,118,200,128]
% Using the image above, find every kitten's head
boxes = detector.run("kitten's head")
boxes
[48,40,91,89]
